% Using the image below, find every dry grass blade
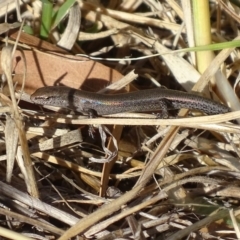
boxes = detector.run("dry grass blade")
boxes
[85,191,168,237]
[0,22,21,35]
[0,226,32,240]
[1,45,38,197]
[29,129,83,153]
[229,209,240,239]
[58,178,149,239]
[166,209,229,240]
[28,110,240,129]
[5,116,18,182]
[81,1,181,31]
[0,207,64,235]
[57,2,81,50]
[0,181,79,225]
[31,152,139,179]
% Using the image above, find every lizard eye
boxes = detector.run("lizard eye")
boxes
[40,96,49,100]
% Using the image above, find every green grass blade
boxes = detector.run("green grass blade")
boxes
[51,0,76,30]
[40,0,53,39]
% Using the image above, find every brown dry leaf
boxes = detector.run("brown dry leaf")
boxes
[4,31,123,94]
[9,31,68,53]
[0,49,123,94]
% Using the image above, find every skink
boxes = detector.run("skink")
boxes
[30,86,230,117]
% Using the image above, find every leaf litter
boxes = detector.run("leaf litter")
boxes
[0,1,240,240]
